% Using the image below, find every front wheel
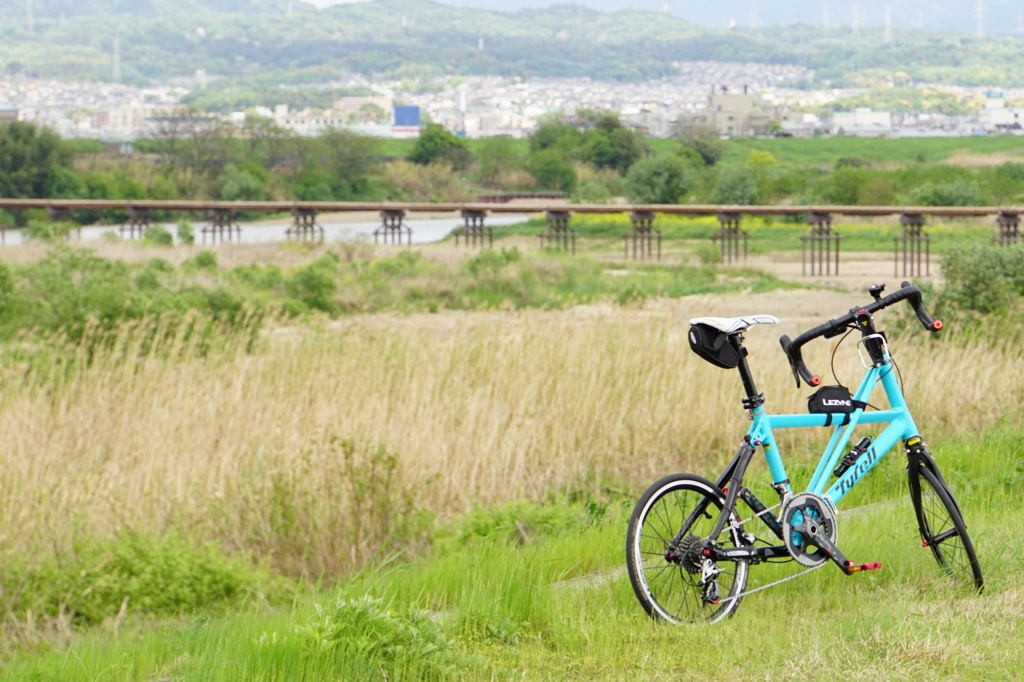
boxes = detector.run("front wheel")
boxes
[625,473,749,624]
[909,465,983,591]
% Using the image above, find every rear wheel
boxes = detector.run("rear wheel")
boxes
[625,474,749,624]
[909,465,983,591]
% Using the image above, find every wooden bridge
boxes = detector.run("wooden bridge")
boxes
[1,198,1020,277]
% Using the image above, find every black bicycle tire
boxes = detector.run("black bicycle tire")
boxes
[625,473,749,624]
[909,465,984,591]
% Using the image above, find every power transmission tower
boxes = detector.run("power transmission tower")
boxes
[883,4,893,43]
[975,0,984,37]
[113,36,122,83]
[823,5,830,28]
[26,0,34,33]
[751,0,759,28]
[852,4,860,35]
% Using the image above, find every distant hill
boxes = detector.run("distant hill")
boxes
[427,0,1024,36]
[2,0,1024,87]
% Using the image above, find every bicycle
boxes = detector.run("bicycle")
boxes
[625,281,983,624]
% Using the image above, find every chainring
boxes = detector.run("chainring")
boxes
[781,492,839,567]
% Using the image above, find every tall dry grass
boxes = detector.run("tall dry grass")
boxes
[1,304,1020,578]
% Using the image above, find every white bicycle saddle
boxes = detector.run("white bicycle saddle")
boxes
[689,315,780,334]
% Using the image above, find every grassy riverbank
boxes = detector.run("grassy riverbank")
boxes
[0,240,1021,678]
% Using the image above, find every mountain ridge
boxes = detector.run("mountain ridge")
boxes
[1,0,1023,87]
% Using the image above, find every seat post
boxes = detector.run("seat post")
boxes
[729,334,764,409]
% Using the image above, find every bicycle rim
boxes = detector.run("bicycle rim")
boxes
[911,466,984,591]
[626,474,749,624]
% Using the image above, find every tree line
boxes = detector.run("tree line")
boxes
[7,115,1024,232]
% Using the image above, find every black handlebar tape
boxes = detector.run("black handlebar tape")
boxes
[779,283,942,387]
[898,280,943,331]
[779,334,821,388]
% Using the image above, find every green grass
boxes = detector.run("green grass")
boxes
[1,422,1018,680]
[720,136,1024,167]
[378,135,1024,168]
[492,214,1001,254]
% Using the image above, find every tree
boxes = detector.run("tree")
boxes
[675,123,725,167]
[476,136,521,185]
[409,123,470,170]
[711,165,759,205]
[292,128,380,201]
[575,112,646,173]
[0,121,74,198]
[528,120,581,153]
[625,155,693,204]
[526,149,576,193]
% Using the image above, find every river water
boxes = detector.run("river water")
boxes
[3,215,532,246]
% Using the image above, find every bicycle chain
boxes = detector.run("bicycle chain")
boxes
[714,496,898,604]
[736,501,783,528]
[718,563,826,604]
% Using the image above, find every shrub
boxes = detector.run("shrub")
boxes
[381,160,475,202]
[298,595,470,679]
[286,257,338,313]
[940,244,1024,313]
[625,154,693,204]
[575,180,613,203]
[194,250,218,270]
[143,224,174,246]
[465,247,522,277]
[912,177,984,206]
[4,532,278,627]
[177,219,196,245]
[23,219,75,242]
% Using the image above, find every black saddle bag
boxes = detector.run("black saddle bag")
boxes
[688,324,740,369]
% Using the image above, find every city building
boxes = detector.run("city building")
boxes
[832,109,893,137]
[978,96,1024,134]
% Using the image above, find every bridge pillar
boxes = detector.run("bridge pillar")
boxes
[287,208,324,243]
[540,210,576,254]
[624,211,661,261]
[375,209,411,245]
[995,211,1021,246]
[120,206,154,240]
[895,213,930,278]
[203,209,241,244]
[801,212,841,276]
[456,209,492,248]
[713,212,748,265]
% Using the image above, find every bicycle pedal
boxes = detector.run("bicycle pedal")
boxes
[845,561,882,572]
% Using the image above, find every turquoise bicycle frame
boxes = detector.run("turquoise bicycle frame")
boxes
[746,348,918,507]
